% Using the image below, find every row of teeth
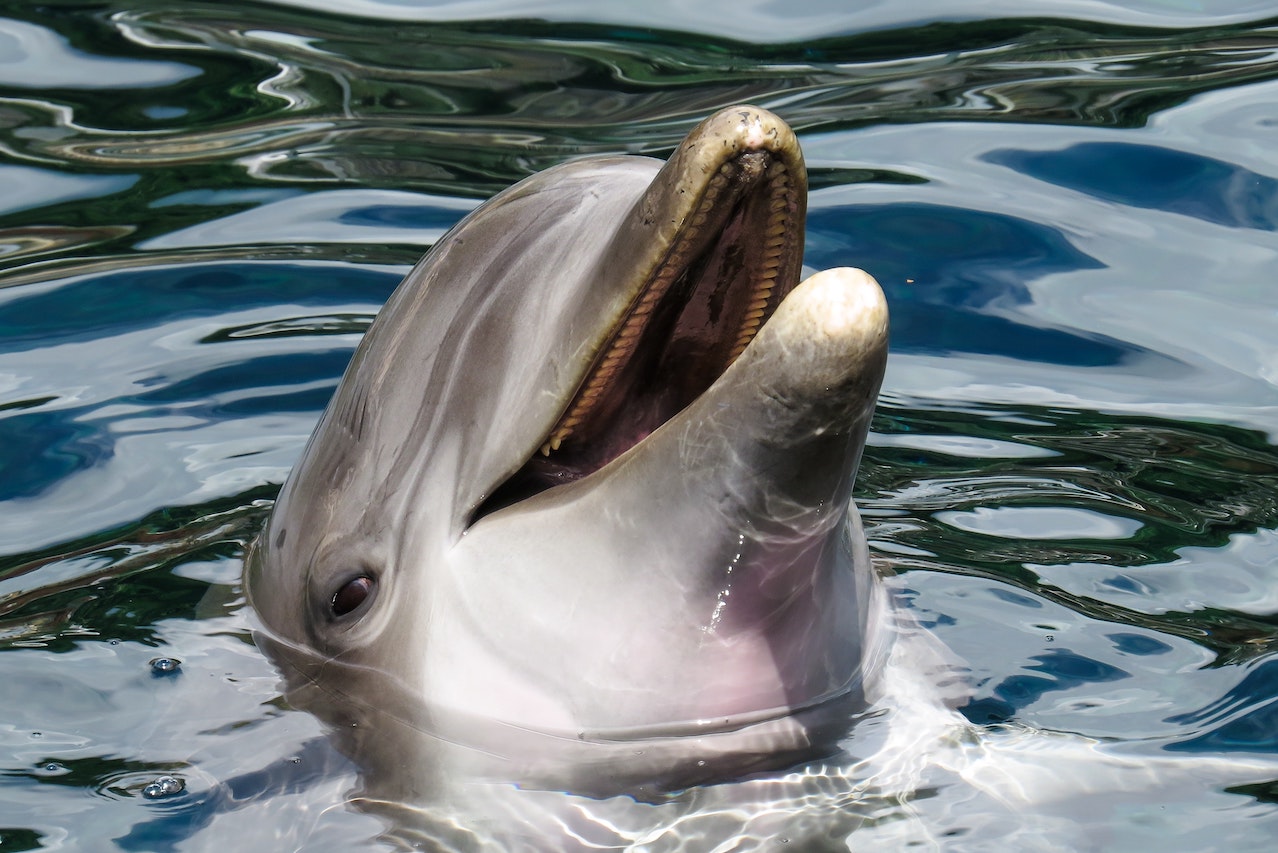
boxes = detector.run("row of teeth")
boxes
[727,163,792,363]
[539,158,794,457]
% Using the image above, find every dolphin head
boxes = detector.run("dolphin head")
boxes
[246,106,890,797]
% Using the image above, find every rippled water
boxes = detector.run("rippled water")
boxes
[1,2,1277,850]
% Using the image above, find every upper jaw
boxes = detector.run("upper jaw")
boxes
[476,106,809,520]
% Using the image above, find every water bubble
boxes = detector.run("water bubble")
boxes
[149,657,182,676]
[141,775,185,799]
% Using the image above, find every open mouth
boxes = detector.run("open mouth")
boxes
[475,108,806,518]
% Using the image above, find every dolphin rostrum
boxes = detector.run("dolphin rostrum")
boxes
[246,105,892,832]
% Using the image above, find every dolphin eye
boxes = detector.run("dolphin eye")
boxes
[331,575,375,617]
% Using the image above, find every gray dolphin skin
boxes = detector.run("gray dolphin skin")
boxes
[245,105,892,837]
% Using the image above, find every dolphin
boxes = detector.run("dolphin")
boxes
[245,105,893,837]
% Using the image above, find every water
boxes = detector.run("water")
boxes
[1,1,1277,849]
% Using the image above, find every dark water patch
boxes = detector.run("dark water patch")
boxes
[1166,657,1278,753]
[335,202,468,231]
[866,402,1278,663]
[1036,418,1278,548]
[962,697,1017,725]
[133,348,354,416]
[0,408,113,501]
[0,224,136,266]
[0,262,396,353]
[3,754,186,797]
[7,8,280,124]
[1,542,229,652]
[1106,632,1173,657]
[807,202,1158,366]
[989,587,1044,609]
[0,828,43,853]
[988,142,1278,230]
[1228,778,1278,805]
[865,403,1278,566]
[806,166,929,193]
[894,553,1278,667]
[962,646,1131,724]
[1169,698,1278,753]
[198,313,372,343]
[0,489,269,610]
[985,648,1129,712]
[4,6,1274,203]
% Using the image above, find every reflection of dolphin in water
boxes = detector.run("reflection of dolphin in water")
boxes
[243,106,1278,849]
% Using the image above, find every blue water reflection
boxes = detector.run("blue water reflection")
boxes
[988,142,1278,231]
[808,201,1155,364]
[1000,648,1131,706]
[0,408,112,500]
[1106,632,1173,657]
[142,192,475,251]
[0,263,396,351]
[135,349,354,416]
[1170,659,1278,753]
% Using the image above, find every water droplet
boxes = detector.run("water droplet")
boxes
[142,775,185,799]
[149,657,182,676]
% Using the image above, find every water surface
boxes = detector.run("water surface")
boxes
[1,2,1277,850]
